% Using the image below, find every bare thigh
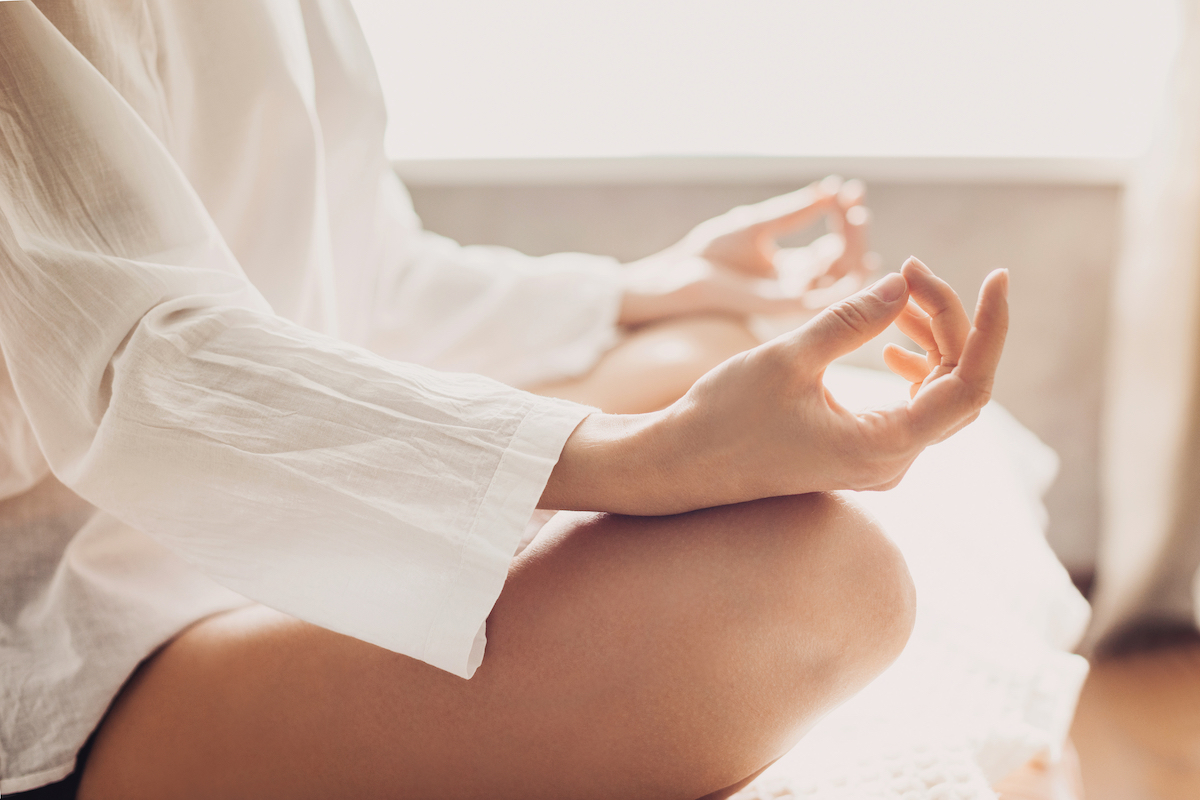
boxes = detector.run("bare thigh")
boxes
[79,493,914,800]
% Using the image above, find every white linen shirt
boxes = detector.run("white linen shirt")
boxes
[0,0,624,791]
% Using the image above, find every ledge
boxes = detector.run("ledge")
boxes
[394,155,1133,188]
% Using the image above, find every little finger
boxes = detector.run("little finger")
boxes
[954,268,1010,390]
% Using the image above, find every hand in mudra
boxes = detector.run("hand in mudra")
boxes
[618,177,880,326]
[544,257,1008,514]
[666,257,1007,503]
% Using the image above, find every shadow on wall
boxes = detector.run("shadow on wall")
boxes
[407,180,1121,575]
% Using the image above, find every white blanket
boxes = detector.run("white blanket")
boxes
[738,366,1091,800]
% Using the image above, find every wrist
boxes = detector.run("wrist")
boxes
[540,409,685,515]
[616,252,697,327]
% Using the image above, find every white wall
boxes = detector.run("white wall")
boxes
[355,0,1177,161]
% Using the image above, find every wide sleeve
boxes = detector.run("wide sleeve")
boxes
[368,228,625,388]
[298,0,624,388]
[0,3,592,679]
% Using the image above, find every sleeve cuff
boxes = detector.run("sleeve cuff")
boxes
[421,393,596,678]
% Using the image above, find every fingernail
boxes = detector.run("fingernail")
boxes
[905,256,932,274]
[870,272,907,302]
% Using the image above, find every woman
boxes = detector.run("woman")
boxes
[0,2,1007,798]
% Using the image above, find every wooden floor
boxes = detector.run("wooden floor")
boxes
[1070,633,1200,800]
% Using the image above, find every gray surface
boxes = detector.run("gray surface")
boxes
[408,181,1121,572]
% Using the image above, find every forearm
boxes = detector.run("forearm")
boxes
[538,404,748,517]
[539,413,643,513]
[539,411,687,516]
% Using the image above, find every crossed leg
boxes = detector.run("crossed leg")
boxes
[79,493,914,800]
[79,316,917,799]
[528,314,761,413]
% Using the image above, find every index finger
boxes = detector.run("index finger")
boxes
[906,269,1008,438]
[902,257,971,364]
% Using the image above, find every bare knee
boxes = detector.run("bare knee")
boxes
[502,494,914,797]
[776,492,916,702]
[670,492,916,794]
[667,492,917,755]
[665,493,917,793]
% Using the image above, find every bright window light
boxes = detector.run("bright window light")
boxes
[351,0,1180,161]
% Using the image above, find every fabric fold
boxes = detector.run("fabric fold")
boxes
[1,0,621,786]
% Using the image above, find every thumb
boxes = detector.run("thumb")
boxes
[791,271,908,371]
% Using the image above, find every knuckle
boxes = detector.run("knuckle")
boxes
[827,299,873,336]
[852,459,897,491]
[967,378,993,408]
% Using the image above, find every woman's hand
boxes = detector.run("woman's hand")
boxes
[617,177,880,327]
[543,257,1008,515]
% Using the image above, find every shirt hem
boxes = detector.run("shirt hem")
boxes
[2,761,75,795]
